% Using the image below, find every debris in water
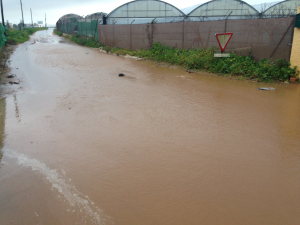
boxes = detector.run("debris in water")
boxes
[7,75,14,78]
[119,73,125,77]
[124,54,142,61]
[258,87,275,91]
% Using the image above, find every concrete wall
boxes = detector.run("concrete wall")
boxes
[99,17,295,61]
[290,7,300,77]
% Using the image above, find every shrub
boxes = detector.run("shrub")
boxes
[6,27,48,44]
[61,37,299,82]
[53,29,63,36]
[6,39,16,45]
[62,34,103,48]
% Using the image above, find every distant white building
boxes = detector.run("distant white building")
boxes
[37,21,44,27]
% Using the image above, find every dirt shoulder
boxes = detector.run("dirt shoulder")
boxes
[0,44,20,98]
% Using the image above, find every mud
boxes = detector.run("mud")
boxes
[0,45,20,97]
[0,28,300,225]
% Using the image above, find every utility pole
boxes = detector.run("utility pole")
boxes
[20,0,24,29]
[45,13,47,27]
[0,0,6,36]
[30,8,33,27]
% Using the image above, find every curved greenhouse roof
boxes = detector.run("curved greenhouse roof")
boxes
[80,12,107,23]
[181,4,202,14]
[107,0,185,24]
[187,0,259,21]
[251,1,280,12]
[263,0,300,16]
[85,12,107,19]
[59,14,82,20]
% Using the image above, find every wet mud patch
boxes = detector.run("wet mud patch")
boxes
[31,36,54,44]
[0,45,22,98]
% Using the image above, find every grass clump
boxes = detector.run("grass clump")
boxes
[6,27,48,44]
[208,54,297,82]
[68,34,103,48]
[53,29,63,36]
[55,31,103,48]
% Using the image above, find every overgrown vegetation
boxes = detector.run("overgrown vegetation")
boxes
[6,27,48,44]
[66,34,103,48]
[53,29,63,37]
[108,42,298,82]
[54,29,102,48]
[56,31,298,82]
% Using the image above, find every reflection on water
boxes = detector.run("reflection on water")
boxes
[0,98,5,162]
[13,94,20,123]
[3,148,103,225]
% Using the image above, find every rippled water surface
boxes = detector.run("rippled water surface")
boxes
[0,29,300,225]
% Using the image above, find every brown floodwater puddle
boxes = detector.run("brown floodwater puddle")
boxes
[0,29,300,225]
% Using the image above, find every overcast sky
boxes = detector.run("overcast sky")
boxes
[2,0,277,25]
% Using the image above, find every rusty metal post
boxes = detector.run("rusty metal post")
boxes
[182,16,187,49]
[224,11,232,33]
[113,21,117,47]
[130,20,135,50]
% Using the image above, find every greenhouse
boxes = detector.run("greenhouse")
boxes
[186,0,260,21]
[78,12,107,39]
[56,0,300,33]
[56,14,82,34]
[263,0,300,17]
[106,0,185,24]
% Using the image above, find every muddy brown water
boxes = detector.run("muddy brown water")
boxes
[0,29,300,225]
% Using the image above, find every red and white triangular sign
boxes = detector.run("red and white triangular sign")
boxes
[215,33,233,52]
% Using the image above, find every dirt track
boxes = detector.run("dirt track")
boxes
[0,28,300,225]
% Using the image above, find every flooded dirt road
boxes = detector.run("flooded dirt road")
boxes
[0,29,300,225]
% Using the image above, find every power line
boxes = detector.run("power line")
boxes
[14,0,42,20]
[11,0,50,25]
[20,0,42,17]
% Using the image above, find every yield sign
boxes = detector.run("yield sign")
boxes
[215,33,233,52]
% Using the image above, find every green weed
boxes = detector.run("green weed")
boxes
[108,42,298,82]
[61,33,103,48]
[53,29,63,36]
[6,27,48,44]
[58,37,298,82]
